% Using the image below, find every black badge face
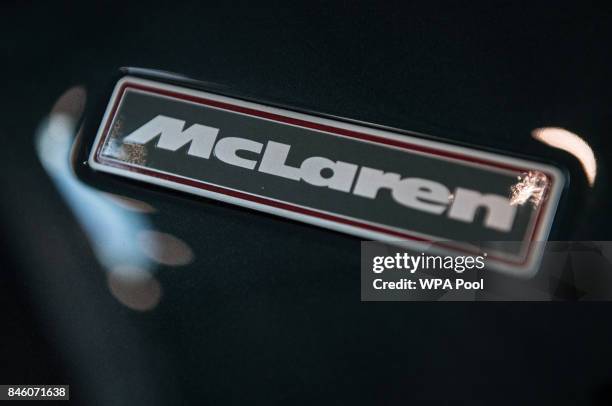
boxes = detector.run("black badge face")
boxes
[90,77,564,274]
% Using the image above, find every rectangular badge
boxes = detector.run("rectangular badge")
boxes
[89,77,564,275]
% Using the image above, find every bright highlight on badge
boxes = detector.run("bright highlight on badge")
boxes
[510,171,549,208]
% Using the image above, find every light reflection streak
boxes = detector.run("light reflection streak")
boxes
[532,127,597,186]
[35,87,161,311]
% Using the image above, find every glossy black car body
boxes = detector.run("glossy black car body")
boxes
[1,2,611,405]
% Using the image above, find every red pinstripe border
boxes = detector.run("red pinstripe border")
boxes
[94,80,555,267]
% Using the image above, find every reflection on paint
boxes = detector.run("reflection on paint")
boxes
[102,192,157,213]
[36,87,155,274]
[107,268,162,312]
[137,230,194,266]
[35,86,162,311]
[532,127,596,186]
[36,86,197,311]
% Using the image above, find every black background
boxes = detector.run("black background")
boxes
[1,1,611,405]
